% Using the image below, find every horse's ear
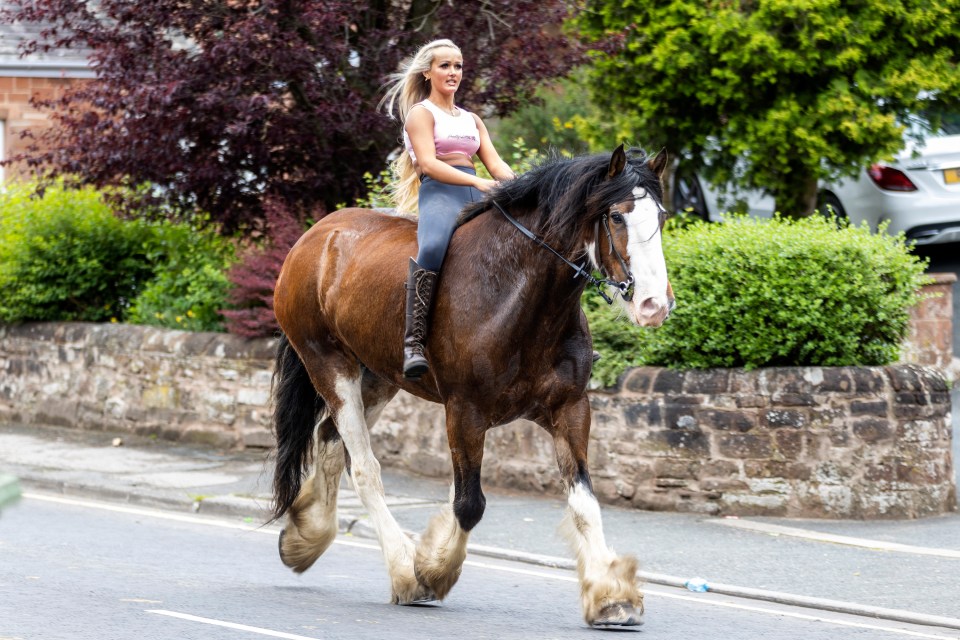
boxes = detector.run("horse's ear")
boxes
[607,144,627,179]
[648,148,668,178]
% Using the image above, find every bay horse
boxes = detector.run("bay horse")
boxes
[271,145,673,627]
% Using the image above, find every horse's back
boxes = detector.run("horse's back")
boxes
[289,207,415,264]
[279,207,414,290]
[274,208,417,372]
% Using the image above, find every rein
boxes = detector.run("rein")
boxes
[491,200,635,305]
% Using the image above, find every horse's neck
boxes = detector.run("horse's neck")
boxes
[457,210,588,311]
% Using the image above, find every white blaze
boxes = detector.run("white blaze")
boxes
[623,187,670,326]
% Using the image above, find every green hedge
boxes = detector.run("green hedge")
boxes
[0,184,156,323]
[586,215,929,385]
[0,183,929,367]
[0,183,236,330]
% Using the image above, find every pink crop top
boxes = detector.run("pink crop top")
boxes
[403,99,481,163]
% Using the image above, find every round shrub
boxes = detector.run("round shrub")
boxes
[0,183,156,323]
[585,215,929,377]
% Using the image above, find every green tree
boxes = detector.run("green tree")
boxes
[492,69,593,155]
[575,0,960,217]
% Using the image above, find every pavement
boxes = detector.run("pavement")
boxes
[2,416,959,632]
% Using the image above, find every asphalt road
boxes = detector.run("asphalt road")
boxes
[2,493,957,640]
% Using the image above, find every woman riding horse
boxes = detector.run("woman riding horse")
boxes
[380,39,516,379]
[271,141,672,627]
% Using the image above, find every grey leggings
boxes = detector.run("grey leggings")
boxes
[416,166,483,271]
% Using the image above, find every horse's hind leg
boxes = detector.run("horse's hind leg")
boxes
[278,417,345,573]
[550,397,643,627]
[279,369,400,575]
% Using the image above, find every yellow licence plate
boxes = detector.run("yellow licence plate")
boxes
[945,168,960,184]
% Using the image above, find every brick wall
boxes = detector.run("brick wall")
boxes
[0,76,78,180]
[902,273,957,372]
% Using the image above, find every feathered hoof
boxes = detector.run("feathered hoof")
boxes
[590,602,644,628]
[414,553,464,602]
[278,526,333,574]
[391,579,437,606]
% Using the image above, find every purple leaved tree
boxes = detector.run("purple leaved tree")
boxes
[3,0,582,231]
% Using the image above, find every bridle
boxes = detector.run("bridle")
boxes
[596,213,635,303]
[491,200,636,305]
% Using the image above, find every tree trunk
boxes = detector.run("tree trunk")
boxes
[774,172,819,219]
[662,152,679,214]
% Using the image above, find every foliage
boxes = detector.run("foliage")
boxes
[221,199,306,338]
[346,170,396,211]
[3,0,583,232]
[126,221,238,332]
[476,137,547,180]
[492,70,593,155]
[574,0,960,217]
[585,216,929,381]
[582,288,647,388]
[0,183,158,323]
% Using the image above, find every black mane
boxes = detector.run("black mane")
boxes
[459,147,663,253]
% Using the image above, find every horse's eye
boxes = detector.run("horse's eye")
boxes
[611,213,625,225]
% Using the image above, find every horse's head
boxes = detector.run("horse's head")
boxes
[588,145,674,328]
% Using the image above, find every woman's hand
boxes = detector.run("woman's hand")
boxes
[475,178,499,193]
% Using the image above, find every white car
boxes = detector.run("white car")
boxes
[672,114,960,245]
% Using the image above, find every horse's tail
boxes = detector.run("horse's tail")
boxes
[271,332,324,522]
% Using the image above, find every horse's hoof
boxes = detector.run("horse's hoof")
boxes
[590,602,644,628]
[394,586,438,606]
[405,592,439,606]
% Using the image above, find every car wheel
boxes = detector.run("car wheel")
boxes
[817,191,847,224]
[672,166,710,221]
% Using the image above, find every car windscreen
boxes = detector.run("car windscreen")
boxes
[908,107,960,136]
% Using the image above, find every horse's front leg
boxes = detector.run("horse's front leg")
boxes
[414,401,486,601]
[322,371,433,605]
[551,396,644,628]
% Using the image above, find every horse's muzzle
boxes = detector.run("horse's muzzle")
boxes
[634,296,671,327]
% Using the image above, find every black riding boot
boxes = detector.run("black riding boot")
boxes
[403,257,439,379]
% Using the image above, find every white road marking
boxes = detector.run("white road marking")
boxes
[461,560,959,639]
[711,518,960,558]
[148,610,321,640]
[120,598,163,604]
[638,591,959,640]
[24,492,960,639]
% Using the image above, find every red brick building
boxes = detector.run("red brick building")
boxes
[0,15,92,181]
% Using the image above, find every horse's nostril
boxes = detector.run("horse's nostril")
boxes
[640,297,661,315]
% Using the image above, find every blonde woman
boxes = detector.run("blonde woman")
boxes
[381,39,516,379]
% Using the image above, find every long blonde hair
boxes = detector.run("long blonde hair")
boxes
[380,39,462,214]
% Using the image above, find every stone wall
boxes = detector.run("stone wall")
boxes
[373,365,954,519]
[0,276,954,519]
[901,273,957,372]
[0,322,277,449]
[0,322,955,519]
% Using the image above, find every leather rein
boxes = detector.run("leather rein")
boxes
[491,200,635,305]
